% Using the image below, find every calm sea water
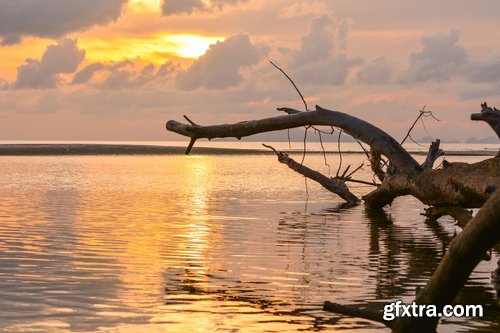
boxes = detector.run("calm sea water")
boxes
[0,149,498,332]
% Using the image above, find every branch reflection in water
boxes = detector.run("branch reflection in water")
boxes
[0,153,498,332]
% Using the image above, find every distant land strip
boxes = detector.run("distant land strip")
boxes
[0,144,496,156]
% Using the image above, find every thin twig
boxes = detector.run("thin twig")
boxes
[345,163,364,179]
[317,130,331,174]
[185,138,197,154]
[355,138,370,160]
[301,126,309,164]
[262,143,279,154]
[420,116,431,137]
[269,60,309,111]
[345,178,380,187]
[304,177,309,199]
[400,106,440,145]
[183,115,199,126]
[340,165,351,179]
[336,130,343,177]
[409,133,426,147]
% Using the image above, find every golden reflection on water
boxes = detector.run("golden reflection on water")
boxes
[0,155,497,332]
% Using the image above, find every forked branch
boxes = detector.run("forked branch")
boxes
[471,102,500,140]
[262,144,360,204]
[166,106,422,172]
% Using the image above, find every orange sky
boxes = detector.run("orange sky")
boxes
[0,0,499,142]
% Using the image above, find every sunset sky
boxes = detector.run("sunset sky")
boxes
[1,0,499,141]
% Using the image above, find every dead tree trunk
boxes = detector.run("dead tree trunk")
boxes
[167,104,500,210]
[167,102,500,332]
[262,143,360,205]
[392,183,500,332]
[323,184,500,332]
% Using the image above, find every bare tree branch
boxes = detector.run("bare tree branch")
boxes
[422,139,445,169]
[167,106,422,172]
[269,60,309,111]
[471,102,500,140]
[262,144,360,204]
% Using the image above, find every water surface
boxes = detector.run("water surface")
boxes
[0,152,498,332]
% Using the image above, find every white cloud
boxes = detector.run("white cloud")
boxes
[399,29,468,83]
[335,17,351,53]
[278,1,331,18]
[356,57,393,84]
[294,55,363,86]
[466,55,500,83]
[175,33,268,90]
[291,14,335,67]
[14,39,85,89]
[0,0,127,45]
[72,61,178,89]
[280,14,362,86]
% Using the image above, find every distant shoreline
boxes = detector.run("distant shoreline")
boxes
[0,143,497,156]
[0,144,257,155]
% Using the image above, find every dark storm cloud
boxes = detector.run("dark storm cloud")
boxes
[0,0,127,45]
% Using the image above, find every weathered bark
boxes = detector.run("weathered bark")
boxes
[422,139,444,169]
[363,155,500,208]
[167,103,500,332]
[167,104,500,210]
[323,187,500,332]
[263,144,360,204]
[471,102,500,140]
[167,105,422,172]
[323,301,390,327]
[423,206,473,228]
[391,186,500,332]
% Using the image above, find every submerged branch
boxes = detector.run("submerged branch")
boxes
[323,301,390,327]
[392,186,500,332]
[422,206,473,228]
[262,144,360,204]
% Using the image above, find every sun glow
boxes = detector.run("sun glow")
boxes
[79,33,224,64]
[162,34,223,58]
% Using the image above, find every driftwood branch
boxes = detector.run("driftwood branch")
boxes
[167,105,422,172]
[422,206,473,228]
[262,144,360,204]
[323,301,390,327]
[269,60,309,111]
[324,186,500,332]
[167,104,500,208]
[401,106,440,145]
[363,155,500,208]
[422,139,444,169]
[471,102,500,140]
[167,100,500,332]
[392,186,500,332]
[369,148,386,181]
